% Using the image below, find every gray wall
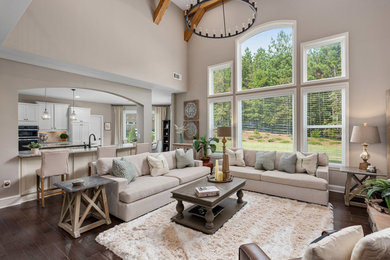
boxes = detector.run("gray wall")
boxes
[0,59,152,199]
[175,0,390,187]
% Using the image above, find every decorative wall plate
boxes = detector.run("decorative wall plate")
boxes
[184,100,199,120]
[184,121,199,140]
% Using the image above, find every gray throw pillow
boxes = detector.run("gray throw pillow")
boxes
[112,158,137,183]
[278,153,297,173]
[175,149,194,169]
[255,151,276,170]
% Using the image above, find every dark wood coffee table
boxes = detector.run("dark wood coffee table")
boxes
[171,177,246,234]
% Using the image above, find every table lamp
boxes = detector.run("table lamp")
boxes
[350,123,381,170]
[217,126,231,181]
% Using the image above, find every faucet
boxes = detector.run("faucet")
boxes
[88,134,96,148]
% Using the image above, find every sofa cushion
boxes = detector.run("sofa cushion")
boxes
[147,154,170,177]
[227,149,246,166]
[351,227,390,260]
[122,153,150,176]
[96,157,114,176]
[302,152,328,167]
[303,225,364,260]
[175,149,194,169]
[278,153,297,173]
[296,152,318,176]
[162,150,177,170]
[164,166,209,184]
[119,176,179,203]
[230,166,264,181]
[255,151,276,171]
[112,158,137,184]
[243,149,257,167]
[261,170,328,191]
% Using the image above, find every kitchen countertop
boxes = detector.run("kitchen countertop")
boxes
[19,143,135,158]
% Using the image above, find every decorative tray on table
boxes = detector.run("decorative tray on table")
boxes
[207,176,233,183]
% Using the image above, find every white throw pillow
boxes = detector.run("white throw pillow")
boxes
[226,149,245,166]
[296,152,318,176]
[96,158,114,175]
[303,225,364,260]
[147,154,169,177]
[351,227,390,260]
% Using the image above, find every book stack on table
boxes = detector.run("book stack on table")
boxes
[195,186,220,197]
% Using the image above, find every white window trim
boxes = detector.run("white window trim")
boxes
[301,32,349,85]
[236,88,297,151]
[301,83,349,167]
[123,109,137,141]
[208,61,234,97]
[207,96,234,142]
[235,20,297,93]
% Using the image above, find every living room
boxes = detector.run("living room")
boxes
[0,0,389,259]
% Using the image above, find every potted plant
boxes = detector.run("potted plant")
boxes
[28,142,41,155]
[60,133,68,142]
[193,134,219,164]
[127,126,137,144]
[362,179,390,214]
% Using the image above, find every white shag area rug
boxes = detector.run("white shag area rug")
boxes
[96,192,333,260]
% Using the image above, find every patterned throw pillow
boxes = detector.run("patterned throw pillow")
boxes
[112,158,137,184]
[255,151,276,171]
[278,153,297,173]
[147,154,170,177]
[296,152,318,176]
[226,149,246,166]
[175,149,194,169]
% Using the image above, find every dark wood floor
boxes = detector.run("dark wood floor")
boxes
[0,192,371,259]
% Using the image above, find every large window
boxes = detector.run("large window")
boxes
[238,90,295,152]
[302,84,348,165]
[301,33,348,84]
[236,21,296,92]
[123,109,137,143]
[208,98,232,153]
[208,61,233,96]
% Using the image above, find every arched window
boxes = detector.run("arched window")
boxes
[236,20,296,92]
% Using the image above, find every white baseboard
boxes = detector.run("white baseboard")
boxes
[329,184,345,193]
[0,193,36,209]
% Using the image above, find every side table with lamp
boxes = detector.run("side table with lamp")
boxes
[342,123,384,207]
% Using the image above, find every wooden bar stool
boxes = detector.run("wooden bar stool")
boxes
[36,149,70,208]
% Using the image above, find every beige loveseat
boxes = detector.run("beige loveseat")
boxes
[91,151,210,222]
[222,149,329,205]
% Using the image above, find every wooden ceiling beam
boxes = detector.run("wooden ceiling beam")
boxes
[184,0,231,41]
[186,0,231,18]
[184,7,206,41]
[153,0,171,25]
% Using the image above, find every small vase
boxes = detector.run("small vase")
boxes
[31,148,39,155]
[179,133,183,143]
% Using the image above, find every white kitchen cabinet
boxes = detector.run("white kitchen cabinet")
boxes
[18,103,38,125]
[70,121,90,143]
[69,107,91,123]
[54,103,69,130]
[37,102,69,131]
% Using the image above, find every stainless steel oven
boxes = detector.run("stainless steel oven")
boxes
[19,125,39,151]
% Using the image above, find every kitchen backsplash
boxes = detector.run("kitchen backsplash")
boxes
[39,131,67,143]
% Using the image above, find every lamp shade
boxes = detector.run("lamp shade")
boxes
[350,124,380,144]
[217,126,231,137]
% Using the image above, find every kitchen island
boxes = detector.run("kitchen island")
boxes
[19,144,136,196]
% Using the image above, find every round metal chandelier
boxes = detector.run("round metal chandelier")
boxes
[184,0,257,39]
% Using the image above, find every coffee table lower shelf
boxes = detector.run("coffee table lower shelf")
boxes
[171,198,247,234]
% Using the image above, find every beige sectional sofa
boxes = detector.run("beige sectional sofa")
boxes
[91,151,210,222]
[222,149,329,205]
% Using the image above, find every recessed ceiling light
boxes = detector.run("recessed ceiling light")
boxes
[75,95,81,99]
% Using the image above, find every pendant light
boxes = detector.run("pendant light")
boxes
[69,89,77,121]
[41,88,51,120]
